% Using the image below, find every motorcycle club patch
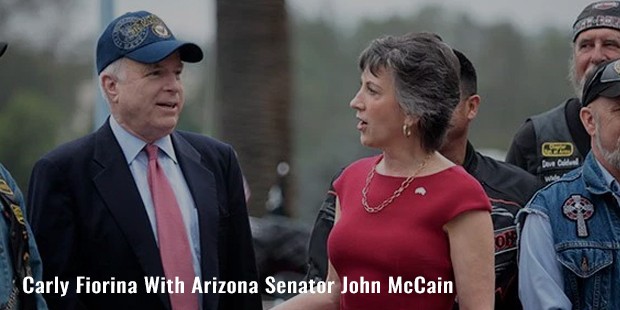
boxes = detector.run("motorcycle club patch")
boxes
[562,195,594,238]
[541,142,574,157]
[0,179,14,196]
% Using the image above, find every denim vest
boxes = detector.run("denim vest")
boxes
[521,153,620,309]
[0,164,47,309]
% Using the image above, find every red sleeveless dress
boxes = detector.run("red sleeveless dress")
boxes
[328,155,491,309]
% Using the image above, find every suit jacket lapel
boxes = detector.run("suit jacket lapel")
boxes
[171,132,220,309]
[91,123,170,308]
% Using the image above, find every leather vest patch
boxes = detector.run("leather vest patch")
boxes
[542,142,574,157]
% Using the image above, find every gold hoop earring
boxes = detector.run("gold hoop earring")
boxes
[402,124,412,137]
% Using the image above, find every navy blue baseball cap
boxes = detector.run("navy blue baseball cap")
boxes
[96,11,203,74]
[0,42,7,58]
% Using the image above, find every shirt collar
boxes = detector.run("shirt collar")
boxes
[595,156,620,194]
[109,117,177,164]
[461,141,476,174]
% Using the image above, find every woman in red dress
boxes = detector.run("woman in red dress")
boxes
[274,32,494,310]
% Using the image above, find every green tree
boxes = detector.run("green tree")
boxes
[0,91,63,188]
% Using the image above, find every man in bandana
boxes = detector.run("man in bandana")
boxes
[507,1,620,185]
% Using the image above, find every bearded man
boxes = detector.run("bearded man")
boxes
[518,58,620,309]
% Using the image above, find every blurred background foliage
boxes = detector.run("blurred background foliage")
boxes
[0,1,572,222]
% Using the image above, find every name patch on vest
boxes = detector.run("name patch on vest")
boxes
[539,142,581,184]
[562,195,594,238]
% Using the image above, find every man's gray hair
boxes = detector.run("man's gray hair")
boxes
[358,32,460,152]
[98,58,127,104]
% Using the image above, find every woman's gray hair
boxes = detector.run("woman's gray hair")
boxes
[358,32,460,152]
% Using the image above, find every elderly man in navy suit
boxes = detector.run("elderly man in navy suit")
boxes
[27,11,261,310]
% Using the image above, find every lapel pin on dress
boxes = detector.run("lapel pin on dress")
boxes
[414,187,426,196]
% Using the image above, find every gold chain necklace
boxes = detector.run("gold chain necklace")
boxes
[362,155,430,213]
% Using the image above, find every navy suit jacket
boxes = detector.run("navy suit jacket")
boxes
[27,121,261,310]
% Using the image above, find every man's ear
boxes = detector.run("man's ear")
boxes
[101,74,119,103]
[465,94,481,121]
[580,106,596,136]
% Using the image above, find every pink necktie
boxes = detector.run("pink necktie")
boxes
[146,144,198,310]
